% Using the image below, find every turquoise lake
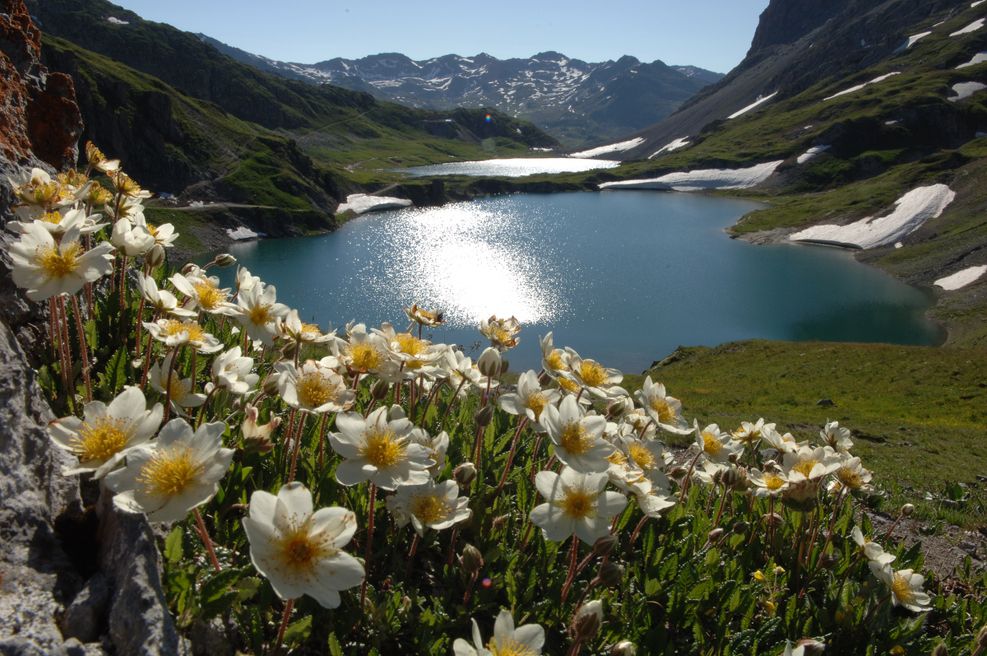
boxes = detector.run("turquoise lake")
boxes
[204,191,944,373]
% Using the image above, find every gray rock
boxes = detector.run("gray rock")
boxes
[60,574,110,643]
[96,491,181,656]
[191,616,239,656]
[816,398,835,406]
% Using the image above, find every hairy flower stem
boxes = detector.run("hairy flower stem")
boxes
[360,484,377,606]
[317,412,330,472]
[195,388,218,430]
[463,571,478,605]
[834,554,862,605]
[560,537,580,604]
[566,640,583,656]
[118,255,128,351]
[678,451,704,502]
[48,298,59,368]
[713,486,730,528]
[496,417,529,494]
[281,410,297,472]
[627,515,650,557]
[528,435,545,483]
[288,413,306,482]
[56,296,74,400]
[272,598,294,656]
[884,509,906,543]
[446,527,459,568]
[406,533,420,578]
[162,347,179,423]
[420,381,443,428]
[134,296,146,349]
[70,295,93,402]
[193,507,221,572]
[439,378,467,434]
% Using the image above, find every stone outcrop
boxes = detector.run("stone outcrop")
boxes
[0,3,180,654]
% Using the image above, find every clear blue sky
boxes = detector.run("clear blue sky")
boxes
[108,0,771,74]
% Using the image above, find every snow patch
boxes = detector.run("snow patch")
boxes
[107,16,129,25]
[885,120,900,126]
[599,160,784,192]
[336,193,412,216]
[893,31,932,53]
[727,92,778,119]
[948,81,987,101]
[950,19,985,37]
[227,227,261,241]
[797,145,831,164]
[956,52,987,68]
[649,137,691,159]
[788,184,956,249]
[935,265,987,290]
[570,137,645,159]
[973,1,985,8]
[824,72,900,101]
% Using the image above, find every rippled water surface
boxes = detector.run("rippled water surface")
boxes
[208,192,944,372]
[393,157,620,178]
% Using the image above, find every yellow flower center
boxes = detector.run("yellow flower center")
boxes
[27,181,63,204]
[558,377,581,394]
[272,518,338,574]
[793,459,819,477]
[523,392,548,420]
[405,360,425,371]
[702,431,723,456]
[559,486,597,520]
[628,442,658,470]
[36,242,81,280]
[160,319,207,343]
[486,638,536,656]
[192,280,227,311]
[88,184,114,205]
[607,450,628,466]
[346,341,384,371]
[58,170,89,187]
[138,445,204,499]
[734,426,761,444]
[836,466,865,490]
[579,360,609,388]
[248,303,274,326]
[559,421,593,455]
[650,397,678,424]
[167,376,190,404]
[546,349,568,372]
[41,211,63,225]
[69,416,135,462]
[296,372,337,409]
[394,333,428,357]
[489,326,515,346]
[892,572,917,605]
[360,428,406,469]
[111,172,143,196]
[300,322,322,339]
[764,474,786,491]
[409,491,451,524]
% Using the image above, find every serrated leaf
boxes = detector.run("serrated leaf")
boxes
[200,569,242,604]
[199,590,238,620]
[234,577,261,601]
[282,615,313,647]
[645,578,661,596]
[327,633,343,656]
[164,527,184,563]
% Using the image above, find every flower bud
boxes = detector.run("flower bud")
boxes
[668,465,688,481]
[611,641,636,656]
[477,347,501,377]
[453,463,477,487]
[977,624,987,649]
[145,243,166,269]
[281,340,299,360]
[931,643,947,656]
[371,379,390,401]
[721,466,741,489]
[572,600,603,642]
[592,535,619,558]
[180,262,199,276]
[753,570,767,583]
[607,396,634,418]
[492,514,510,532]
[500,357,510,375]
[796,639,825,656]
[820,552,840,570]
[459,544,483,576]
[214,253,237,268]
[262,373,281,397]
[707,528,724,543]
[731,521,750,536]
[474,404,495,428]
[901,503,915,517]
[597,562,624,589]
[763,511,785,528]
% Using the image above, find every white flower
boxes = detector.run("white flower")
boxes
[7,223,115,301]
[276,309,337,346]
[692,422,743,463]
[749,464,789,498]
[149,352,208,410]
[479,314,520,351]
[104,419,233,522]
[242,482,364,608]
[136,273,196,318]
[851,527,896,565]
[210,346,259,396]
[111,217,155,256]
[169,272,237,316]
[633,377,690,434]
[235,283,289,346]
[869,562,931,612]
[542,395,615,473]
[564,349,626,400]
[236,266,261,292]
[828,456,873,495]
[732,418,775,447]
[497,369,560,431]
[133,212,178,248]
[5,208,105,238]
[530,466,627,544]
[48,386,162,478]
[403,302,444,328]
[539,332,570,379]
[329,406,432,490]
[333,324,396,376]
[820,420,853,452]
[143,318,224,353]
[277,357,354,414]
[385,479,470,536]
[453,609,544,656]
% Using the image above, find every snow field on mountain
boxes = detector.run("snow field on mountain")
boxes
[893,32,932,53]
[336,194,413,215]
[727,92,778,119]
[949,82,987,101]
[788,185,956,249]
[797,145,831,164]
[935,266,987,290]
[957,52,987,68]
[598,160,783,192]
[649,137,691,159]
[824,73,900,101]
[570,138,646,158]
[950,19,985,37]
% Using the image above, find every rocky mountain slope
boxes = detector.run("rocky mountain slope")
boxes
[196,36,722,147]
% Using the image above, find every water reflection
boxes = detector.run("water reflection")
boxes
[393,157,620,178]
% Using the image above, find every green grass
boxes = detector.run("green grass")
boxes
[626,340,987,527]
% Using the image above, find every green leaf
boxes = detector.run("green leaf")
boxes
[327,633,344,656]
[645,578,661,596]
[199,569,242,604]
[199,591,238,620]
[164,527,184,563]
[282,615,313,647]
[234,577,261,601]
[97,346,129,396]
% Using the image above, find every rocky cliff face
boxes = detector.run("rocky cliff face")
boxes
[0,3,180,654]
